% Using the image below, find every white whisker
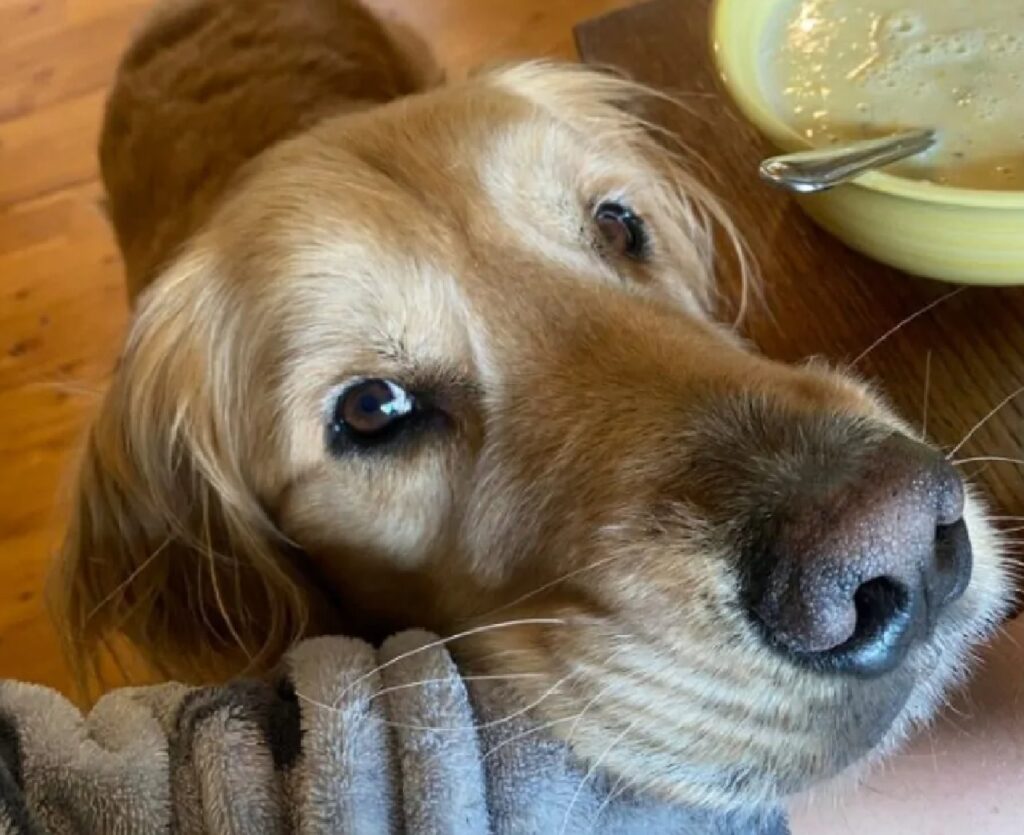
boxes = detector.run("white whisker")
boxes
[591,770,633,827]
[952,456,1024,468]
[329,618,565,708]
[937,709,975,736]
[378,670,575,733]
[472,554,621,622]
[947,383,1024,460]
[563,648,628,748]
[558,717,641,835]
[993,622,1022,650]
[483,647,630,761]
[295,667,574,733]
[921,349,933,440]
[564,682,615,749]
[366,673,545,704]
[482,714,579,760]
[852,287,965,367]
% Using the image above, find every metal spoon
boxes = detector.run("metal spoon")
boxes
[759,129,936,194]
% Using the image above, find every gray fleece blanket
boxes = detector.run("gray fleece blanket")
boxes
[0,631,787,834]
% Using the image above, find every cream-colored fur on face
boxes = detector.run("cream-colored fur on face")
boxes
[54,0,1011,813]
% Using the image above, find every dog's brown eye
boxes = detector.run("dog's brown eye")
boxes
[595,201,647,259]
[329,379,417,448]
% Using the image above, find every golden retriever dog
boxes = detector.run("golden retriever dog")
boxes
[54,0,1011,814]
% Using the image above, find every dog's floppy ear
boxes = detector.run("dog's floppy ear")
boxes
[51,256,310,690]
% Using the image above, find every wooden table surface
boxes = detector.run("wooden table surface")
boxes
[576,0,1024,554]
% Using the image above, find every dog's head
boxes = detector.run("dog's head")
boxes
[58,64,1010,810]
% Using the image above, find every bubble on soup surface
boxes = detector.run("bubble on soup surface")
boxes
[995,33,1023,54]
[947,33,977,57]
[865,60,909,92]
[952,87,974,107]
[883,12,917,39]
[978,95,1004,121]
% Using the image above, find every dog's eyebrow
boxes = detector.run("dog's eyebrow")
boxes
[423,374,484,412]
[397,368,483,412]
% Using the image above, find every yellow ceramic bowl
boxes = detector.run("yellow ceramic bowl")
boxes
[711,0,1024,286]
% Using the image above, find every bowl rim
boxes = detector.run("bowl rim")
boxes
[710,0,1024,210]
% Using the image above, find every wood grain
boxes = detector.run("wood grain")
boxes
[576,0,1024,558]
[0,0,632,695]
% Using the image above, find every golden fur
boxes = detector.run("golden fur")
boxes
[54,0,1010,811]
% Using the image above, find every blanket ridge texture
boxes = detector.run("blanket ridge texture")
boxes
[0,632,788,834]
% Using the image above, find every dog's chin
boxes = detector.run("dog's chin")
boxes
[516,640,913,812]
[472,492,1009,814]
[536,629,984,814]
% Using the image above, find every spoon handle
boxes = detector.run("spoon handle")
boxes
[759,129,937,194]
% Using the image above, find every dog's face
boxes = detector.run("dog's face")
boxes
[62,66,1010,810]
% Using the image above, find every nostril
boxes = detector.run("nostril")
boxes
[935,462,966,527]
[933,519,973,609]
[827,577,916,677]
[852,577,909,645]
[741,434,976,678]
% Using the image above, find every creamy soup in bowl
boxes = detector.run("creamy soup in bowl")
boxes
[712,0,1024,285]
[763,0,1024,190]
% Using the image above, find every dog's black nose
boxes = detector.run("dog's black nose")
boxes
[746,435,972,678]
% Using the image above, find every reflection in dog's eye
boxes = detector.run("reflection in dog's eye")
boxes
[328,378,418,450]
[595,201,648,260]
